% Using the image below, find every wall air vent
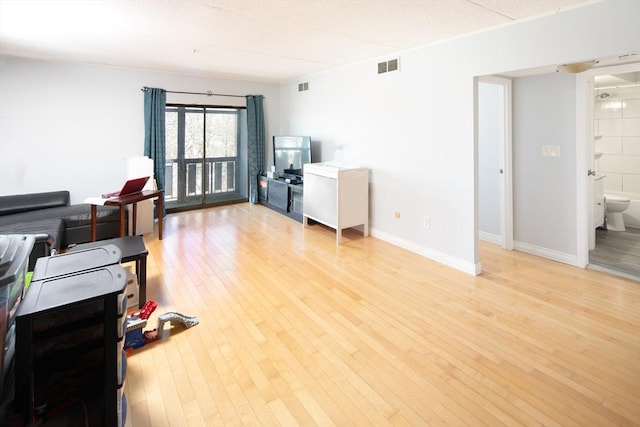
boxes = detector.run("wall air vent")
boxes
[298,82,309,92]
[377,57,400,74]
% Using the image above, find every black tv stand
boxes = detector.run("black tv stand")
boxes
[283,168,302,176]
[257,175,304,222]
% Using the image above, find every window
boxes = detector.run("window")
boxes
[165,105,248,212]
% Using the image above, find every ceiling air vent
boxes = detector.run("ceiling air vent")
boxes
[378,57,400,74]
[298,82,309,92]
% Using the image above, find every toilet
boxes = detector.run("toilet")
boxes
[605,194,631,231]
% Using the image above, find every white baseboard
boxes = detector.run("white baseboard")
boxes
[371,228,481,276]
[367,229,578,274]
[479,231,501,245]
[513,240,579,267]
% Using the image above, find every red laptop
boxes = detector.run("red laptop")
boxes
[102,176,150,198]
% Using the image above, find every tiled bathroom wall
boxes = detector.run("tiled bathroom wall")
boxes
[595,86,640,197]
[595,85,640,228]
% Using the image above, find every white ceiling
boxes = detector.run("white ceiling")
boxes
[0,0,597,83]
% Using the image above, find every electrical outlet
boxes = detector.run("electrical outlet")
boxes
[423,216,431,229]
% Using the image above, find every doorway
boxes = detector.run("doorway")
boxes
[164,105,249,212]
[577,63,640,280]
[475,60,638,279]
[477,77,513,251]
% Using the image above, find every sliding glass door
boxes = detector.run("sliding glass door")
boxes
[165,105,248,212]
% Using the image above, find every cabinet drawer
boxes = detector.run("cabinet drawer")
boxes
[267,180,288,210]
[303,173,337,226]
[258,177,268,201]
[118,388,127,427]
[118,348,126,386]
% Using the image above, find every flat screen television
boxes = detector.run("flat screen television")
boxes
[273,135,311,177]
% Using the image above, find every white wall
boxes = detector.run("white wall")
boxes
[594,85,640,228]
[279,0,640,274]
[0,58,279,203]
[513,73,577,258]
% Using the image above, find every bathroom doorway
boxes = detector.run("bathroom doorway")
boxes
[578,65,640,281]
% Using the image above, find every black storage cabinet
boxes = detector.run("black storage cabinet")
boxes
[0,235,35,404]
[14,246,127,426]
[257,175,305,222]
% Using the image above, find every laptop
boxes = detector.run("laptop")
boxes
[102,176,150,198]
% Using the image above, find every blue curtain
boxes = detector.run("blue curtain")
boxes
[246,95,265,203]
[144,87,166,217]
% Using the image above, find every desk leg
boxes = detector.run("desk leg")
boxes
[119,206,126,237]
[132,203,138,236]
[137,256,147,308]
[157,194,164,240]
[90,205,97,242]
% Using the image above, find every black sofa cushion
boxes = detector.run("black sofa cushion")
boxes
[65,221,122,247]
[0,218,64,249]
[0,191,125,268]
[0,204,119,228]
[61,204,121,227]
[0,204,123,247]
[0,218,65,270]
[0,191,69,216]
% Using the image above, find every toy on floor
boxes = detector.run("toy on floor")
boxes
[138,300,157,319]
[124,300,158,352]
[157,312,199,338]
[124,316,147,349]
[123,301,199,354]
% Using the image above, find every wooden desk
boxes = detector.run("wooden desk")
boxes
[90,190,164,241]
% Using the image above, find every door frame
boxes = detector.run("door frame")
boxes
[576,61,640,267]
[165,104,247,212]
[477,75,514,251]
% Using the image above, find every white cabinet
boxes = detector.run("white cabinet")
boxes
[303,163,369,244]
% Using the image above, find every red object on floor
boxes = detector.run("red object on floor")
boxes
[143,329,159,344]
[138,300,157,319]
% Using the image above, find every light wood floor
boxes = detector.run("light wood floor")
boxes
[124,203,640,427]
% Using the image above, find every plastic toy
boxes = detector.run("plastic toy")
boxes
[124,300,158,352]
[138,300,158,319]
[123,302,199,354]
[157,312,199,338]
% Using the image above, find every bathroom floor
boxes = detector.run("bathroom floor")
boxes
[589,226,640,281]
